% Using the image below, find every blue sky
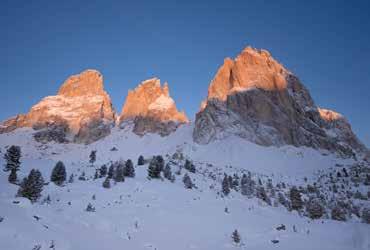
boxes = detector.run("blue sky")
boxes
[1,0,369,146]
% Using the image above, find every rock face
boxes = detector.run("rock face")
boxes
[0,70,116,144]
[119,78,188,136]
[193,47,366,157]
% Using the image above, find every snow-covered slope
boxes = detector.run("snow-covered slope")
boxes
[0,126,369,250]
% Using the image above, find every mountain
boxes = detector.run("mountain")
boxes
[0,70,116,144]
[119,78,188,136]
[193,47,366,157]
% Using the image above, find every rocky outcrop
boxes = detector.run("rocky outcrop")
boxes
[193,47,366,157]
[0,70,116,144]
[119,78,188,136]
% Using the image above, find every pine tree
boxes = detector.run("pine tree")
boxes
[113,162,125,182]
[17,169,44,202]
[3,145,21,172]
[108,164,115,179]
[241,173,255,197]
[163,164,172,180]
[232,174,239,190]
[232,230,241,244]
[290,186,303,210]
[256,185,270,205]
[138,155,145,166]
[50,161,67,186]
[222,174,230,196]
[183,173,193,189]
[155,155,165,172]
[8,168,17,184]
[102,177,111,188]
[89,150,97,165]
[99,164,107,177]
[306,198,324,219]
[68,174,74,183]
[124,159,135,177]
[147,157,162,179]
[184,159,196,173]
[85,203,95,212]
[94,170,99,180]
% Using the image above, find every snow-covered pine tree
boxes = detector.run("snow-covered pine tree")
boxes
[222,174,230,196]
[138,155,145,166]
[183,173,193,189]
[50,161,67,186]
[102,177,111,188]
[89,150,97,165]
[108,164,115,179]
[147,157,162,179]
[99,164,107,177]
[232,174,239,190]
[94,170,99,180]
[68,173,74,183]
[3,145,21,172]
[231,229,241,244]
[85,203,95,212]
[124,159,135,177]
[113,162,125,182]
[8,168,17,184]
[163,163,172,180]
[17,169,44,202]
[290,186,303,210]
[184,159,196,173]
[306,198,325,219]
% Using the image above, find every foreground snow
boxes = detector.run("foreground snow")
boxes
[0,125,369,250]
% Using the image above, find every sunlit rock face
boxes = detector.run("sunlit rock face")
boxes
[119,78,188,136]
[193,47,366,157]
[0,70,116,144]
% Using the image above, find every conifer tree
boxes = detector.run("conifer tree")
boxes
[108,164,115,179]
[3,145,21,172]
[102,177,111,188]
[163,163,172,180]
[290,186,303,210]
[68,173,74,183]
[8,168,17,184]
[17,169,44,202]
[124,159,135,177]
[51,161,67,186]
[222,174,230,196]
[147,157,162,179]
[89,150,97,165]
[138,155,145,166]
[184,159,196,173]
[113,162,125,182]
[183,173,193,189]
[100,164,107,177]
[232,230,241,244]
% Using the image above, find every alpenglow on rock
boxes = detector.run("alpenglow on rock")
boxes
[193,47,366,157]
[119,78,188,136]
[0,70,116,144]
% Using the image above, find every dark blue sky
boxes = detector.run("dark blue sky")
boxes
[1,0,370,146]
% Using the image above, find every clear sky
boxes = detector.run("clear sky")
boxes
[1,0,369,146]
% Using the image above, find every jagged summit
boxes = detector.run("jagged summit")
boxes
[119,78,188,136]
[0,69,116,144]
[205,47,288,104]
[194,46,366,157]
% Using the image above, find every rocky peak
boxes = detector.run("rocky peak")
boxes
[206,47,288,104]
[58,69,105,97]
[0,69,116,144]
[119,78,188,136]
[194,46,367,157]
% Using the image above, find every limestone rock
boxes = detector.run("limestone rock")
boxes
[0,70,116,144]
[193,47,366,157]
[119,78,188,136]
